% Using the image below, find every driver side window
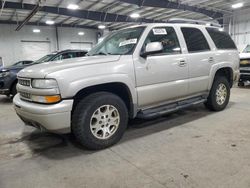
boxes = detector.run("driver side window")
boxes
[142,27,181,55]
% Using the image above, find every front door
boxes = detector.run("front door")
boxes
[134,26,189,108]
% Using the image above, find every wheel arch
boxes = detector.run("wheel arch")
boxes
[209,66,234,89]
[72,82,136,118]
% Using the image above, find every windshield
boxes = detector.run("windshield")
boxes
[12,61,23,66]
[34,54,54,64]
[243,45,250,53]
[88,27,145,56]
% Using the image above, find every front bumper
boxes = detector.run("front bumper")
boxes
[0,77,12,95]
[239,67,250,82]
[13,94,73,133]
[0,88,10,95]
[239,74,250,82]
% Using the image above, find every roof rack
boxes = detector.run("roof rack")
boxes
[167,18,221,28]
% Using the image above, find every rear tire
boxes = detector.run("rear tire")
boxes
[205,76,230,111]
[72,92,128,150]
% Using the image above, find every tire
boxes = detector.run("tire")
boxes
[72,92,128,150]
[11,82,17,97]
[238,82,245,87]
[205,76,230,111]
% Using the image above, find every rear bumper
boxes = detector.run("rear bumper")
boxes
[13,94,73,133]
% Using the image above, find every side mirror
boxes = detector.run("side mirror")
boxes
[141,42,163,58]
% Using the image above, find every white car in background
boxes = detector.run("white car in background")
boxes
[239,44,250,86]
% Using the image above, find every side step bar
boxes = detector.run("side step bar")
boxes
[137,96,207,119]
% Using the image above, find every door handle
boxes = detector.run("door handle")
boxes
[208,57,214,63]
[179,60,187,67]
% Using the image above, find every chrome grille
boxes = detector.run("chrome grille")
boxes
[18,78,31,87]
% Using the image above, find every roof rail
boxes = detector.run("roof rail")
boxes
[167,18,221,28]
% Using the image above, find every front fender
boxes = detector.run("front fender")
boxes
[60,74,137,105]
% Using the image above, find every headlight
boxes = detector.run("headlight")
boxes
[0,71,10,78]
[32,79,58,89]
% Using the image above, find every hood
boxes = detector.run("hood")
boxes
[2,65,25,71]
[240,53,250,59]
[18,55,121,78]
[0,62,34,72]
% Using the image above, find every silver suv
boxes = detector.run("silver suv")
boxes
[14,21,239,149]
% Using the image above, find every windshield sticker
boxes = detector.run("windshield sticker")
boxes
[153,28,167,35]
[119,38,138,47]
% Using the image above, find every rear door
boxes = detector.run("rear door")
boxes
[181,27,215,95]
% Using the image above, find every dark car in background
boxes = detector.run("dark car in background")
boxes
[0,50,87,97]
[0,60,33,72]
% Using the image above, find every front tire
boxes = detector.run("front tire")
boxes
[238,81,245,87]
[72,92,128,150]
[10,82,17,97]
[205,76,230,111]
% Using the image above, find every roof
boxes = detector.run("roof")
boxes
[0,0,249,31]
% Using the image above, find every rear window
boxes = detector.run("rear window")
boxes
[181,27,210,53]
[206,28,236,50]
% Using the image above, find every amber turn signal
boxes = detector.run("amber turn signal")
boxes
[44,95,61,103]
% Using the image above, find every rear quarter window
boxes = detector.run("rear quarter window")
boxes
[206,28,236,50]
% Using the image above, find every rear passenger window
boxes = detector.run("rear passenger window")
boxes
[142,27,181,55]
[206,28,236,49]
[181,27,210,53]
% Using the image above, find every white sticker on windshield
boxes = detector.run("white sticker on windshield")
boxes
[119,38,138,47]
[153,28,167,35]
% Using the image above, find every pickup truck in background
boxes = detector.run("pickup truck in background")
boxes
[239,44,250,86]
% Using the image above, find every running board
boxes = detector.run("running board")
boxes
[137,96,207,119]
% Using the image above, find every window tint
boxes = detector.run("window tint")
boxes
[75,51,87,57]
[23,61,33,65]
[181,27,210,52]
[61,52,74,60]
[206,28,236,50]
[142,27,181,55]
